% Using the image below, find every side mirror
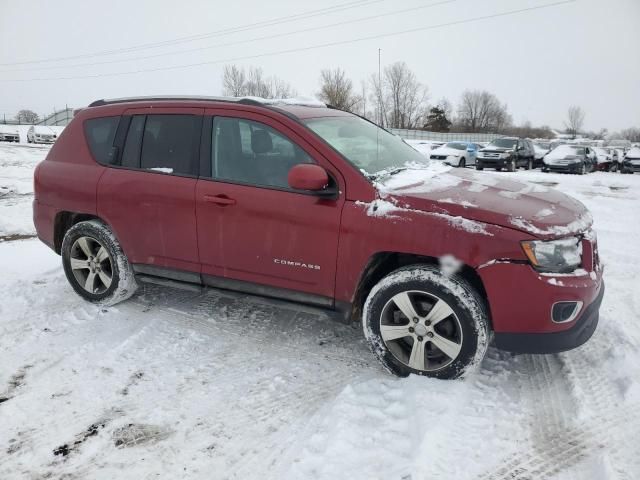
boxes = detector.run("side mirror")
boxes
[288,164,330,192]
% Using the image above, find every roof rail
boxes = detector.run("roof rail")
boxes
[88,95,326,108]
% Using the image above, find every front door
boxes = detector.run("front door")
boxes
[195,111,344,302]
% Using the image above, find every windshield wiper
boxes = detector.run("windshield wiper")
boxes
[369,166,409,180]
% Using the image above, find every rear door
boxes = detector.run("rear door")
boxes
[195,110,344,303]
[97,108,203,276]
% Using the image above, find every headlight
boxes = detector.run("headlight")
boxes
[521,237,582,273]
[501,151,513,158]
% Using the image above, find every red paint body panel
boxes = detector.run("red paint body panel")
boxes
[97,169,200,272]
[32,98,604,341]
[478,262,603,333]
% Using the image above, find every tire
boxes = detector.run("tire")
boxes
[506,159,516,172]
[475,163,484,171]
[579,163,586,175]
[362,265,489,379]
[459,157,466,168]
[526,158,533,170]
[61,220,138,306]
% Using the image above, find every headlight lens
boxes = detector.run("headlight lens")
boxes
[521,237,582,273]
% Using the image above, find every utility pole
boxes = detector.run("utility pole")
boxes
[378,48,382,127]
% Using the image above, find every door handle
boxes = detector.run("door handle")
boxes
[203,194,236,206]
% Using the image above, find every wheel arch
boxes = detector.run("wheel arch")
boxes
[349,251,491,327]
[53,211,109,254]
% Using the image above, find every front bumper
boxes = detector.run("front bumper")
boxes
[544,161,583,173]
[622,160,640,172]
[493,282,604,354]
[477,156,511,168]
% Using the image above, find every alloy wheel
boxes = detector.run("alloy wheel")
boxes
[379,290,463,372]
[69,236,113,294]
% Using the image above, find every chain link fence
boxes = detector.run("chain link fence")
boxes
[1,107,74,126]
[389,128,504,143]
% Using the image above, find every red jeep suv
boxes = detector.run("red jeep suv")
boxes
[33,96,604,379]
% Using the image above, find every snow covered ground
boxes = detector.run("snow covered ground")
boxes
[1,142,639,479]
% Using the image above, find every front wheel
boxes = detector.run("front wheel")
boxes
[458,157,466,168]
[506,159,516,172]
[526,158,533,170]
[475,163,484,171]
[363,265,489,379]
[61,220,138,306]
[579,163,586,175]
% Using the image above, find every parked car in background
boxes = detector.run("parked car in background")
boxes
[32,95,604,379]
[533,143,550,168]
[27,125,58,144]
[476,137,535,171]
[403,139,444,157]
[542,145,596,174]
[593,147,614,171]
[621,147,640,174]
[429,141,477,167]
[0,125,20,142]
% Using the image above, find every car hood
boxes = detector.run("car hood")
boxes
[430,146,464,157]
[376,167,592,239]
[479,147,514,153]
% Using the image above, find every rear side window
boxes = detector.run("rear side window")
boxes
[84,117,119,164]
[140,114,200,175]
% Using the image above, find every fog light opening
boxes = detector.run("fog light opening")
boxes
[551,301,584,324]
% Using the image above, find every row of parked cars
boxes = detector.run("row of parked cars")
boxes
[407,138,640,175]
[0,125,63,144]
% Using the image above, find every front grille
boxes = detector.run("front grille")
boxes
[482,152,501,158]
[430,155,447,160]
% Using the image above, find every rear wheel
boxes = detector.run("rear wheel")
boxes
[363,265,489,379]
[61,220,138,306]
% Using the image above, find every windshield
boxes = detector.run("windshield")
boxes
[570,146,586,154]
[445,142,467,150]
[488,138,517,148]
[303,116,427,176]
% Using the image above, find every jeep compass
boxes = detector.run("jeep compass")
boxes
[33,96,604,379]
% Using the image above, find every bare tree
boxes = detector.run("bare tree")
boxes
[220,65,297,98]
[15,109,39,124]
[369,62,428,129]
[222,65,246,97]
[456,90,511,133]
[565,105,585,138]
[317,68,361,112]
[619,127,640,143]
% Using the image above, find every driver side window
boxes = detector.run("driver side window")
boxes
[212,117,313,189]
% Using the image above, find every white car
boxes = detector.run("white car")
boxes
[27,125,58,144]
[533,144,549,162]
[403,139,445,157]
[429,141,478,167]
[0,125,20,142]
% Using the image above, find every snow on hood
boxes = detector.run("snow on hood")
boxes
[429,146,464,157]
[545,145,580,161]
[374,167,592,239]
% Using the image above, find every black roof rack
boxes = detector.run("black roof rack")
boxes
[88,95,326,109]
[88,95,264,108]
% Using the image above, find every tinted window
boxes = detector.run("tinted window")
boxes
[490,138,517,149]
[84,117,119,164]
[140,115,200,175]
[212,117,313,189]
[121,115,145,168]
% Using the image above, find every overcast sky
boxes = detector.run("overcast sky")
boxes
[1,0,639,132]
